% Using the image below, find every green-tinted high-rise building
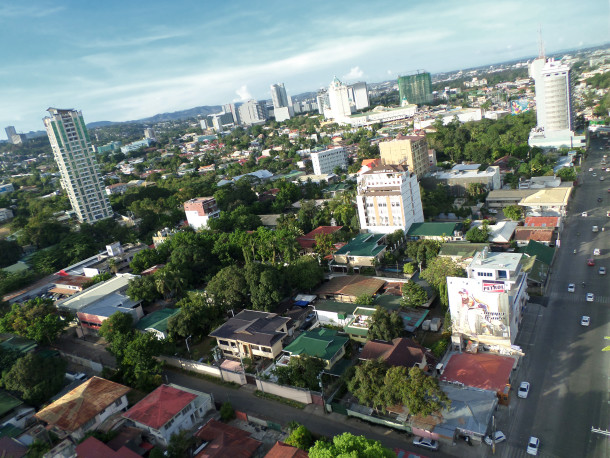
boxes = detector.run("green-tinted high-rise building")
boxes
[44,108,113,223]
[397,72,433,106]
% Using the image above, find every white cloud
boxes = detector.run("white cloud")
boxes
[234,85,252,102]
[343,66,364,81]
[387,70,393,76]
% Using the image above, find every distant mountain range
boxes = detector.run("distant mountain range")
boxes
[87,104,223,129]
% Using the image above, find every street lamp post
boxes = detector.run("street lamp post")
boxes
[185,335,192,358]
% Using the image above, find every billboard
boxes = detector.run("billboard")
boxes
[511,99,530,115]
[447,278,510,341]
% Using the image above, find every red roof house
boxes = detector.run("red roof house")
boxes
[123,384,214,447]
[440,353,516,404]
[524,216,560,228]
[514,227,556,246]
[194,419,261,458]
[265,441,309,458]
[296,226,344,252]
[75,437,141,458]
[359,338,434,370]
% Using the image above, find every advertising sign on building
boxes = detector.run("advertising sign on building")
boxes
[481,280,505,293]
[511,99,530,115]
[447,278,510,341]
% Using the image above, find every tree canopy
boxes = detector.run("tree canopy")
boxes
[1,353,66,406]
[502,205,523,221]
[308,432,395,458]
[401,281,428,308]
[367,307,403,342]
[0,298,69,344]
[273,355,325,391]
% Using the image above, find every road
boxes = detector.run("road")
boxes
[496,138,610,458]
[163,368,482,458]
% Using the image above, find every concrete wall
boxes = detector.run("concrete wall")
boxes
[159,356,247,385]
[58,351,106,373]
[255,379,313,405]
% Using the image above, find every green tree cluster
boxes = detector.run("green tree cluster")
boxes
[99,313,163,391]
[285,424,314,450]
[503,205,523,221]
[348,360,450,417]
[465,225,490,243]
[0,298,69,344]
[367,307,403,342]
[309,432,396,458]
[1,353,66,405]
[401,281,428,308]
[420,257,466,307]
[273,355,325,391]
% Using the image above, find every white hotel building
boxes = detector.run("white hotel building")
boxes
[311,147,348,175]
[356,164,424,234]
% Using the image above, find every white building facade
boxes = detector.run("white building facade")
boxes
[528,58,584,148]
[238,100,268,126]
[356,164,424,234]
[311,147,348,175]
[447,248,528,354]
[184,197,220,230]
[327,77,354,120]
[347,82,370,110]
[43,108,113,223]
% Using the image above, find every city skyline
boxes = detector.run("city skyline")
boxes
[1,0,607,138]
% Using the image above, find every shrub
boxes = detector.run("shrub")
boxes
[220,401,235,422]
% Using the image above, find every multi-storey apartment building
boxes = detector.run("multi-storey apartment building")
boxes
[356,164,424,234]
[379,135,430,178]
[397,72,433,106]
[184,197,220,230]
[447,248,528,353]
[43,108,113,223]
[311,147,348,175]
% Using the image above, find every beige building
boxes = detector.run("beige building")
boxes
[209,310,289,360]
[379,135,430,178]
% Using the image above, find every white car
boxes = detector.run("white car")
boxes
[589,167,594,172]
[582,211,588,217]
[600,267,607,275]
[593,172,597,177]
[518,381,530,398]
[602,177,606,181]
[594,248,601,256]
[484,431,507,445]
[412,436,439,451]
[527,436,540,455]
[581,316,591,326]
[587,293,595,302]
[567,283,575,293]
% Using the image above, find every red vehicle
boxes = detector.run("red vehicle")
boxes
[588,259,595,266]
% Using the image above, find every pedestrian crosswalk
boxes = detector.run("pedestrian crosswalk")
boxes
[549,291,610,304]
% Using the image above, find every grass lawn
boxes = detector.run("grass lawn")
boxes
[186,336,216,361]
[0,225,11,239]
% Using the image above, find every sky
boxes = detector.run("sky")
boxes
[0,0,608,139]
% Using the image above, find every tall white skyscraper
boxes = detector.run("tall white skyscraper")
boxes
[44,108,113,223]
[528,57,583,148]
[327,77,353,120]
[270,83,293,122]
[347,82,370,111]
[270,83,290,109]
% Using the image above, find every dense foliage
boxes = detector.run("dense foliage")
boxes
[1,353,66,405]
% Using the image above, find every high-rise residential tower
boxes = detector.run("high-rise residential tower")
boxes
[379,135,430,179]
[43,108,113,223]
[397,72,433,106]
[327,77,353,120]
[270,83,293,122]
[4,126,16,141]
[347,82,370,111]
[270,83,290,109]
[238,100,268,126]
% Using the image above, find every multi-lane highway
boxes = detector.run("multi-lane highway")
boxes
[495,137,610,458]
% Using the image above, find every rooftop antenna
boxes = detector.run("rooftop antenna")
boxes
[537,25,545,59]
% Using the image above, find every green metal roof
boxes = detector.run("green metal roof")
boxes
[518,240,555,266]
[520,254,548,284]
[313,300,358,317]
[135,308,180,333]
[353,307,375,316]
[439,242,490,258]
[0,392,22,418]
[0,423,23,438]
[0,336,37,354]
[334,233,386,257]
[407,222,462,237]
[343,324,369,336]
[373,294,403,311]
[283,328,348,361]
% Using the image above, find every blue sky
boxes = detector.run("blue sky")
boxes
[0,0,607,138]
